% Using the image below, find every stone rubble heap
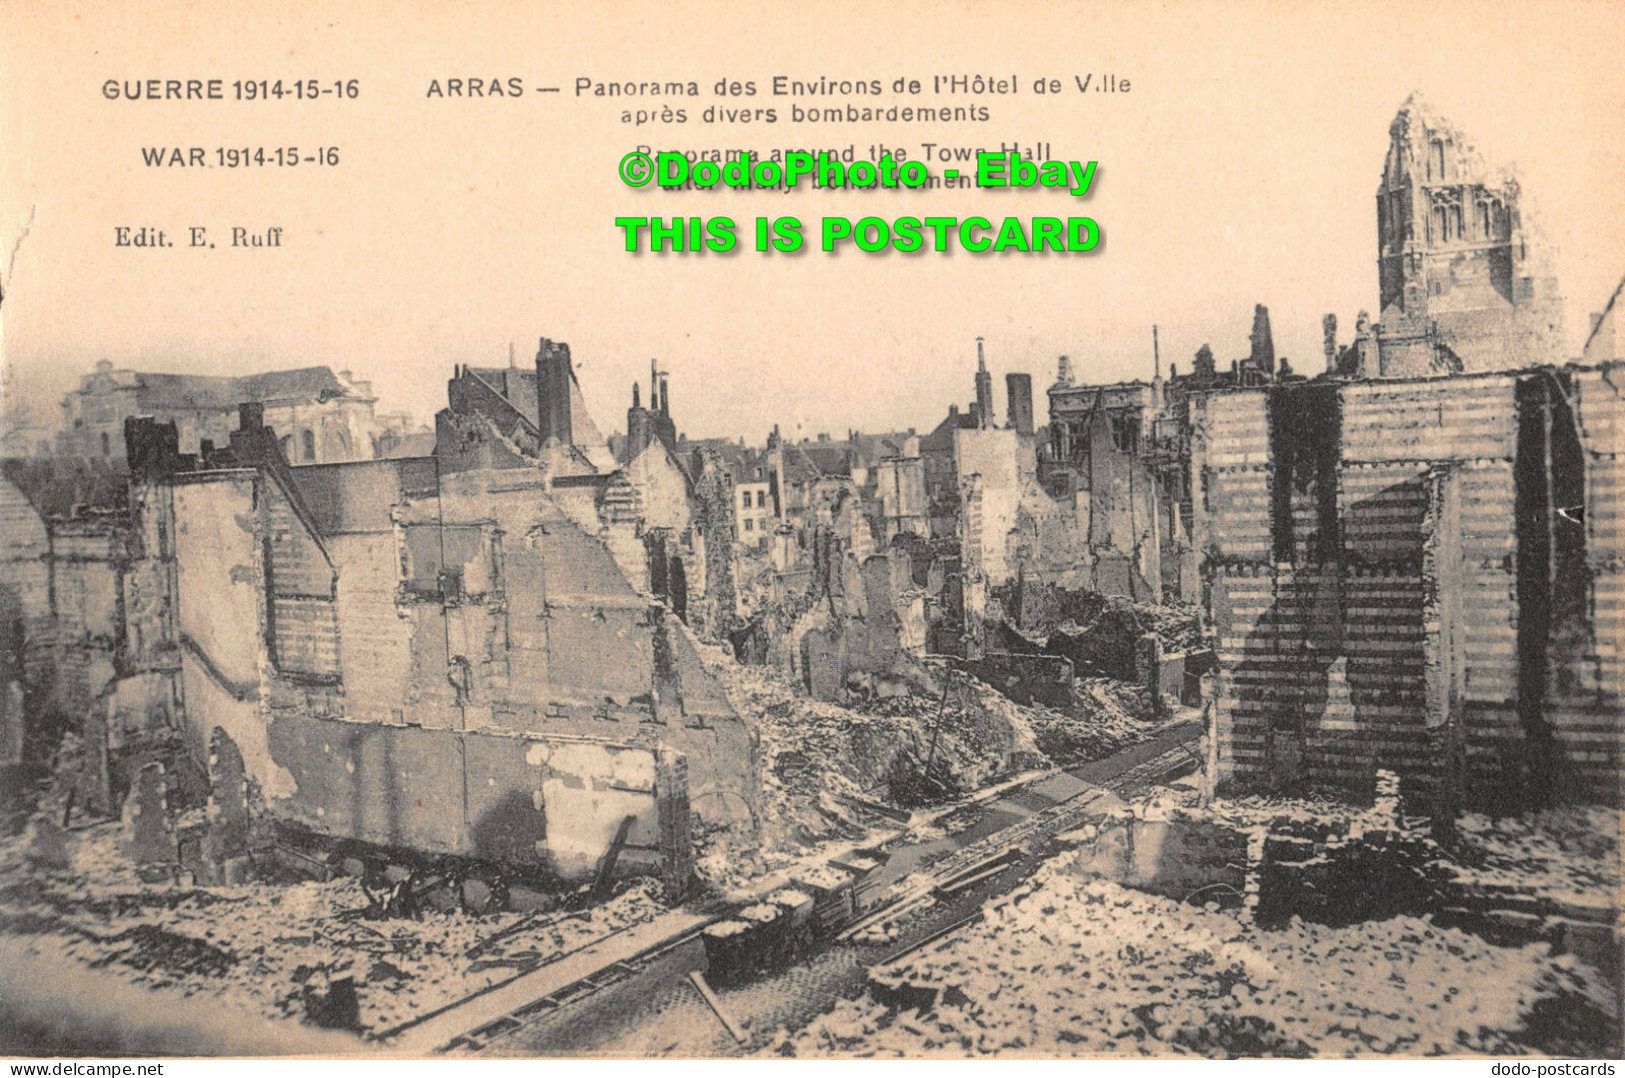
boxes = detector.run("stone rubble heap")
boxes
[0,822,668,1038]
[772,857,1616,1058]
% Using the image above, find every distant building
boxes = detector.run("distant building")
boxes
[1366,93,1565,376]
[373,411,434,458]
[735,479,773,540]
[57,361,394,464]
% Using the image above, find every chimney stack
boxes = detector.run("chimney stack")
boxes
[973,337,995,429]
[1150,326,1165,411]
[1005,373,1034,435]
[626,382,652,463]
[535,337,575,446]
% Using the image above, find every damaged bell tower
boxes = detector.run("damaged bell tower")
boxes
[1373,93,1566,377]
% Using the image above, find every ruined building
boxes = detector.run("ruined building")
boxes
[1043,368,1172,602]
[1363,93,1566,377]
[1039,313,1293,604]
[623,360,679,465]
[1,338,760,895]
[1193,365,1621,809]
[1183,96,1619,808]
[459,343,618,473]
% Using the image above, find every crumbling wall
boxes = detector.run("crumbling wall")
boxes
[264,713,688,886]
[595,471,649,591]
[45,520,123,731]
[169,472,296,799]
[624,440,691,537]
[0,473,51,683]
[963,652,1075,709]
[1068,812,1249,906]
[0,459,197,818]
[0,474,51,778]
[1198,368,1622,806]
[445,366,543,457]
[179,455,726,886]
[1201,380,1481,796]
[870,455,929,544]
[952,427,1033,586]
[284,458,759,832]
[1503,369,1614,804]
[689,449,737,638]
[1005,480,1092,588]
[796,533,932,705]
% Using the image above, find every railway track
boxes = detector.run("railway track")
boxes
[411,719,1202,1055]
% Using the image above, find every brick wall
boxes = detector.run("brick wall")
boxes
[1197,366,1622,805]
[263,711,685,885]
[262,474,340,679]
[0,477,51,648]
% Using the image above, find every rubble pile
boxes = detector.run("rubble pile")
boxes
[0,822,668,1037]
[690,644,1059,884]
[1002,584,1205,665]
[1024,677,1155,765]
[1044,597,1203,682]
[1451,807,1620,895]
[772,859,1618,1058]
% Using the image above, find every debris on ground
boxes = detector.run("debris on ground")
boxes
[691,643,1047,879]
[1000,588,1206,678]
[772,855,1619,1058]
[690,623,1182,893]
[0,822,668,1037]
[1451,807,1620,896]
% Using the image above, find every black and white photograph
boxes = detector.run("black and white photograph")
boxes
[0,0,1620,1063]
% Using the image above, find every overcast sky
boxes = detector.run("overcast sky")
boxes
[3,0,1622,445]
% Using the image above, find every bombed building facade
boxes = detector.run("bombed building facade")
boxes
[1,340,761,898]
[1184,97,1618,809]
[1193,365,1621,808]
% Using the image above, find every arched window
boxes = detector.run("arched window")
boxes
[1431,139,1446,181]
[100,431,110,457]
[279,434,293,459]
[301,429,316,461]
